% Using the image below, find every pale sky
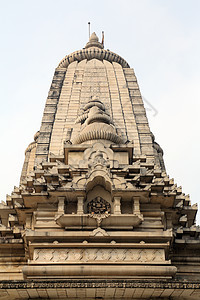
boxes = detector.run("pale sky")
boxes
[0,0,200,223]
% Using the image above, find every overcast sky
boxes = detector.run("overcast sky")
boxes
[0,0,200,223]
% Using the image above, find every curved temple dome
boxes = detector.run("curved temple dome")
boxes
[0,33,199,299]
[58,32,129,69]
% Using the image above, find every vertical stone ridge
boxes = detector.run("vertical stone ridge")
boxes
[112,62,128,141]
[20,149,31,181]
[35,68,66,165]
[104,60,127,141]
[64,60,87,143]
[103,60,114,121]
[49,61,78,155]
[123,68,154,156]
[111,62,141,153]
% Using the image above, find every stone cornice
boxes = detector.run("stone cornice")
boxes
[0,279,200,290]
[58,47,130,69]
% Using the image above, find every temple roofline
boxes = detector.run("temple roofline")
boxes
[58,47,130,69]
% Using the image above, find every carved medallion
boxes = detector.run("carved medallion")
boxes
[87,197,111,214]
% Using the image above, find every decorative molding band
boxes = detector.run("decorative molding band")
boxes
[33,248,165,263]
[58,47,130,69]
[0,280,200,290]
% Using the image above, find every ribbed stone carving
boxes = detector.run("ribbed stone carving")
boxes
[73,96,123,144]
[58,47,129,69]
[73,122,123,144]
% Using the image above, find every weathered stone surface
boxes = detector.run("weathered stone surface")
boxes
[1,32,199,300]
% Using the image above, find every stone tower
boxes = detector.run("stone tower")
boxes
[0,33,200,299]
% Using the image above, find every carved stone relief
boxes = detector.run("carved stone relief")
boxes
[72,95,123,144]
[87,197,111,214]
[33,248,165,263]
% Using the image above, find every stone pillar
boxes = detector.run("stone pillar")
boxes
[58,196,65,213]
[165,212,172,229]
[132,196,140,214]
[77,196,84,214]
[113,196,121,215]
[26,214,32,229]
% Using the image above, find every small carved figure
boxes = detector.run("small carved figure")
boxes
[87,197,111,215]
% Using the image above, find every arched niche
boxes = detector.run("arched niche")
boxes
[86,173,112,193]
[85,185,112,214]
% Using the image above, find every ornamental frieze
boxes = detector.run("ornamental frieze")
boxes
[33,248,165,263]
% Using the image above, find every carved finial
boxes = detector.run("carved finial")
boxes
[89,32,99,43]
[85,32,104,49]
